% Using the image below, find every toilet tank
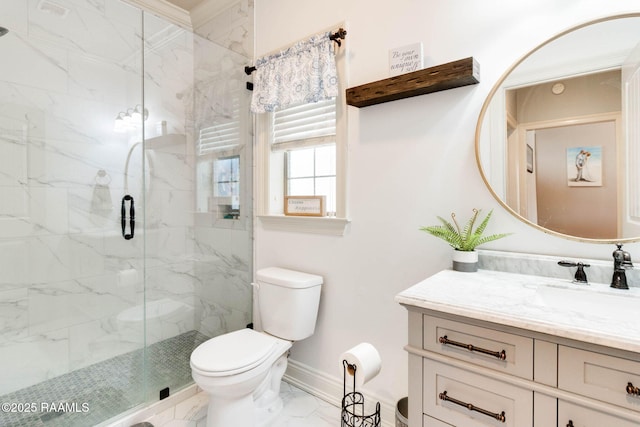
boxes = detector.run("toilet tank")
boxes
[256,267,323,341]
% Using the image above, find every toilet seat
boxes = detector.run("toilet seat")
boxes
[191,328,290,377]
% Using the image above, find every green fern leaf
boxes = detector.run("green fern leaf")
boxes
[420,208,511,251]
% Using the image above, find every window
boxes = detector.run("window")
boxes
[196,87,248,221]
[286,146,336,215]
[256,26,348,235]
[213,155,240,219]
[273,98,337,216]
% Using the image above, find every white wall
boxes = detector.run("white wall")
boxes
[254,0,640,410]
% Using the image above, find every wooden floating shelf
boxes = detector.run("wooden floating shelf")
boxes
[346,57,480,108]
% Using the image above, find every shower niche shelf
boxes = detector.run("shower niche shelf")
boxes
[345,57,479,108]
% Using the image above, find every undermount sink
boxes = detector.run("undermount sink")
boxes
[532,282,639,320]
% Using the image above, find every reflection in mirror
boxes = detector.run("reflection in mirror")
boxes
[476,14,640,242]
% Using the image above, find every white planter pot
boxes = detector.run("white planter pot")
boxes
[452,250,478,272]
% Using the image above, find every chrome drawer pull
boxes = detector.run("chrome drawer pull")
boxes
[439,391,506,423]
[438,335,507,360]
[626,382,640,396]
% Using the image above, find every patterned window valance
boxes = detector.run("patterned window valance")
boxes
[250,31,338,114]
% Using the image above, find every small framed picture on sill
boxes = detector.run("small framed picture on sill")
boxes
[284,196,326,217]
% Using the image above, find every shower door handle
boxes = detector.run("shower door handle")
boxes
[121,195,135,240]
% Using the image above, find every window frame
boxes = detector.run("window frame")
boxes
[255,24,350,235]
[194,81,252,230]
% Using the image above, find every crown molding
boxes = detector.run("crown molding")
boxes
[122,0,193,30]
[190,0,236,30]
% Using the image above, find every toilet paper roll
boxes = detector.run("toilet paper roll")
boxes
[340,342,382,388]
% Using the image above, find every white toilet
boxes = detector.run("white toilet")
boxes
[190,267,323,427]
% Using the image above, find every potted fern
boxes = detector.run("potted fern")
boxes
[420,208,511,272]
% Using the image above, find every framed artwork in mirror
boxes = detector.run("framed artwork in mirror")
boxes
[567,146,602,187]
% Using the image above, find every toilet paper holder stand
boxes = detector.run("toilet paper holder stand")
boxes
[340,359,381,427]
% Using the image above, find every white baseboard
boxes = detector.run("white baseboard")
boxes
[284,358,396,427]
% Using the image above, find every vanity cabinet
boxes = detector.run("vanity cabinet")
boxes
[423,358,532,426]
[422,314,533,379]
[404,309,640,427]
[558,346,640,412]
[558,401,639,427]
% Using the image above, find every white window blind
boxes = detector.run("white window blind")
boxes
[272,98,336,151]
[198,96,241,155]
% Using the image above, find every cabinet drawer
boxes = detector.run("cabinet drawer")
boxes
[423,414,454,426]
[423,358,533,427]
[423,314,533,379]
[558,400,640,427]
[558,346,640,412]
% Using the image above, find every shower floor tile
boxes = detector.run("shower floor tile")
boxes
[0,331,209,427]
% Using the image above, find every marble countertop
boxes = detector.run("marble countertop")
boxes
[395,269,640,354]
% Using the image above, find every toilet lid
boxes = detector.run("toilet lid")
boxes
[191,329,282,375]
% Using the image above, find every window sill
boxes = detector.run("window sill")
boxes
[257,215,350,236]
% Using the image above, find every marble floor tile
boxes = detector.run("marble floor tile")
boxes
[145,381,340,427]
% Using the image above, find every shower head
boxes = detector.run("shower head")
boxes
[0,27,8,37]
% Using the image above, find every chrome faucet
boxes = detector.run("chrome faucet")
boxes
[611,243,633,289]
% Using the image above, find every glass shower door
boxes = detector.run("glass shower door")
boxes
[0,0,148,425]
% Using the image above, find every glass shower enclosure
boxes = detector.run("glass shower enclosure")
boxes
[0,1,252,426]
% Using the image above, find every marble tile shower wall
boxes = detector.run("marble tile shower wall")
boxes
[193,226,252,338]
[0,0,253,398]
[194,0,254,58]
[0,0,150,397]
[191,7,254,339]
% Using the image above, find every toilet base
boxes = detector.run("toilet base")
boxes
[207,394,253,426]
[255,394,283,427]
[254,353,288,426]
[205,390,284,427]
[196,351,290,427]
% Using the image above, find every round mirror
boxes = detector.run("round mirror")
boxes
[476,13,640,243]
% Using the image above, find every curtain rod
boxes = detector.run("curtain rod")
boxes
[329,27,347,46]
[244,28,347,75]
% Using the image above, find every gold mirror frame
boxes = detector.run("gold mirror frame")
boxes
[475,13,640,244]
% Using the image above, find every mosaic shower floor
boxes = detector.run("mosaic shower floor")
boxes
[0,331,209,427]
